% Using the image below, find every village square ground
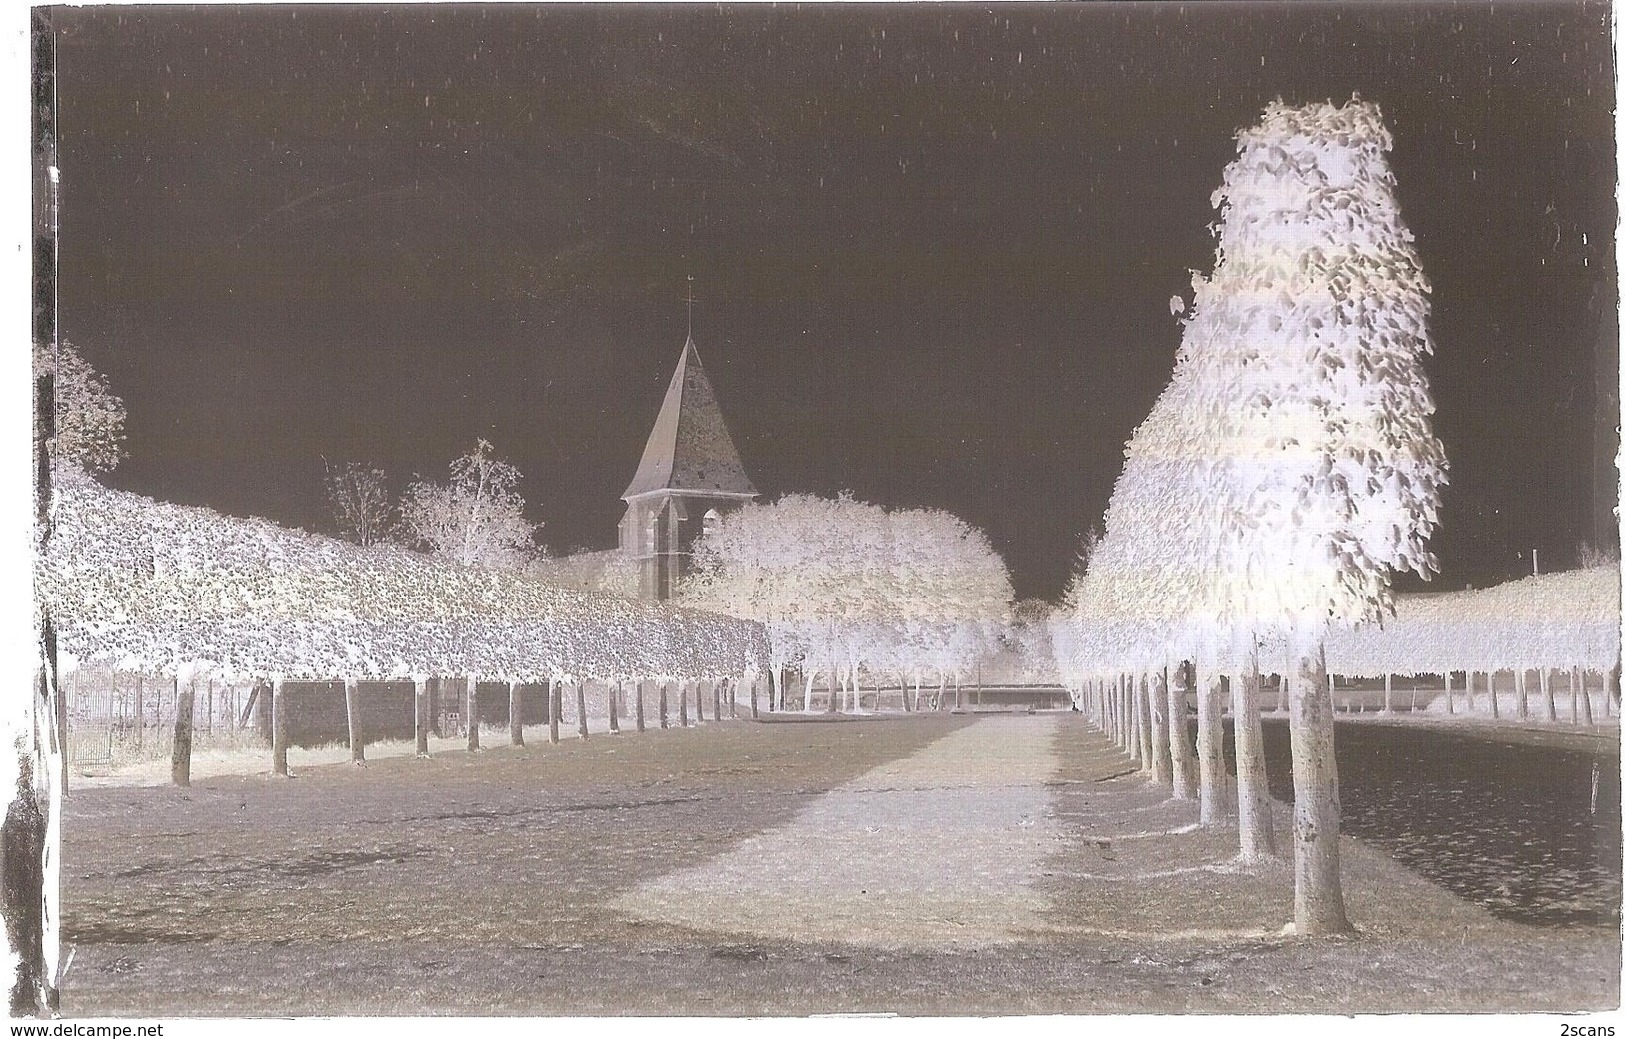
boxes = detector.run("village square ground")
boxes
[56,712,1619,1017]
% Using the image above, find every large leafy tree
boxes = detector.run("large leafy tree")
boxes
[1066,98,1446,934]
[396,439,539,569]
[685,494,1011,711]
[1206,97,1446,933]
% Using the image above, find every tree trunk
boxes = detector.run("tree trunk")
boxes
[1541,668,1556,721]
[1106,675,1118,745]
[11,629,62,1015]
[750,676,759,720]
[1148,669,1172,787]
[1137,673,1155,768]
[511,681,526,745]
[608,681,620,734]
[1126,675,1143,765]
[679,681,690,727]
[1289,646,1352,935]
[1167,666,1198,801]
[1576,666,1593,726]
[1489,670,1500,719]
[170,676,195,787]
[415,677,430,756]
[635,680,647,732]
[1382,673,1393,714]
[271,677,289,777]
[695,680,707,723]
[135,673,144,751]
[576,681,589,740]
[728,679,737,719]
[466,675,481,752]
[713,679,723,721]
[1465,670,1476,713]
[206,679,214,735]
[1444,671,1454,715]
[345,677,365,764]
[1515,668,1528,719]
[550,681,562,744]
[827,670,840,714]
[659,682,670,729]
[1195,666,1230,825]
[1233,654,1276,862]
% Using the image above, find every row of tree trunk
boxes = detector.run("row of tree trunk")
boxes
[1084,658,1620,935]
[1084,648,1347,934]
[164,675,759,785]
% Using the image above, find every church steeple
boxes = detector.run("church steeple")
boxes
[621,317,757,500]
[617,300,758,599]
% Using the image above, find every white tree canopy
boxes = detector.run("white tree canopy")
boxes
[39,466,767,684]
[684,493,1012,690]
[397,439,538,569]
[34,341,125,474]
[1067,97,1447,672]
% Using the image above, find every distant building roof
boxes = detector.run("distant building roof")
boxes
[621,335,759,500]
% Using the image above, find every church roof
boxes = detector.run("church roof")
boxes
[621,335,759,500]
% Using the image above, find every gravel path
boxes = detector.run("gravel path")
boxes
[614,714,1062,949]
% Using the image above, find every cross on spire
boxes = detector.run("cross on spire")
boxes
[684,275,697,341]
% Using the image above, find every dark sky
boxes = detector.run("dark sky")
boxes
[54,2,1617,602]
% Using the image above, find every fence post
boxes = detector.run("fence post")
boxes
[271,676,288,777]
[170,675,194,787]
[510,680,525,747]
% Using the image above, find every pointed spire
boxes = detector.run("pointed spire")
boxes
[622,328,758,501]
[685,274,696,342]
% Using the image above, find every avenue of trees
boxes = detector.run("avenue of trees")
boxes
[1058,98,1448,935]
[682,493,1014,710]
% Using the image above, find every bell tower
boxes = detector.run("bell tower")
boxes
[618,296,758,599]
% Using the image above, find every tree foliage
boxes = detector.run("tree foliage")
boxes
[324,461,392,547]
[34,341,125,473]
[1066,96,1448,672]
[683,493,1012,702]
[40,465,765,683]
[397,439,538,569]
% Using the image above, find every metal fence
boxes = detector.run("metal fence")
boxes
[63,668,261,774]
